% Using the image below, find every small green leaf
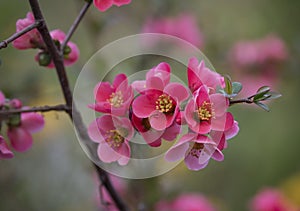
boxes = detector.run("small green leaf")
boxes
[266,91,282,100]
[254,86,271,101]
[232,82,243,95]
[224,75,232,95]
[255,102,270,112]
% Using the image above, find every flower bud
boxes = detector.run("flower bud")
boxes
[10,99,22,109]
[38,52,52,66]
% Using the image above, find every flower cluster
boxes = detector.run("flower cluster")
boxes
[229,35,288,98]
[88,57,240,170]
[12,12,79,68]
[0,91,45,159]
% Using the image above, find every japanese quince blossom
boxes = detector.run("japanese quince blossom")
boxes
[0,136,14,159]
[250,188,298,211]
[12,12,43,49]
[88,58,241,170]
[7,111,45,152]
[155,193,216,211]
[165,132,225,171]
[88,114,133,165]
[35,29,80,68]
[132,64,189,131]
[184,85,233,134]
[188,57,225,93]
[89,73,133,116]
[132,62,171,93]
[94,0,131,12]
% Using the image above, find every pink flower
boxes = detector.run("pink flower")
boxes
[0,91,5,106]
[132,79,189,131]
[88,114,133,165]
[35,29,79,68]
[142,13,204,47]
[250,188,297,211]
[7,112,45,152]
[12,12,43,49]
[94,0,131,12]
[89,74,133,116]
[165,133,224,171]
[132,62,171,93]
[229,35,288,68]
[188,57,225,93]
[184,85,233,134]
[0,136,14,159]
[155,193,216,211]
[131,113,180,147]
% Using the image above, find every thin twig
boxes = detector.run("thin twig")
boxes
[0,104,70,116]
[28,1,128,210]
[60,0,92,54]
[0,20,42,50]
[229,98,253,105]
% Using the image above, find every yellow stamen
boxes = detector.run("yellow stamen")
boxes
[106,129,124,148]
[155,94,174,113]
[107,91,123,108]
[197,101,214,121]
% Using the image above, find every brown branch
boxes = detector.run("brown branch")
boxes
[28,0,128,210]
[0,21,42,50]
[0,104,70,116]
[229,98,253,105]
[60,0,92,54]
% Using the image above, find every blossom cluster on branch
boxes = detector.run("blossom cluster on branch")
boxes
[0,91,45,159]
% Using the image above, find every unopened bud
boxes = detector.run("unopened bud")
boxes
[38,52,52,66]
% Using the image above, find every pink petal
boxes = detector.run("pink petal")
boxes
[225,121,239,140]
[195,85,210,106]
[50,29,66,42]
[211,112,234,132]
[113,73,127,89]
[7,127,33,152]
[184,99,197,127]
[141,129,164,147]
[94,0,113,11]
[94,82,114,103]
[113,0,131,7]
[96,115,115,132]
[185,153,209,171]
[165,133,196,162]
[149,110,167,131]
[162,123,180,141]
[164,83,189,103]
[98,143,120,163]
[63,41,79,66]
[0,137,14,159]
[21,112,45,133]
[88,119,105,143]
[146,76,164,91]
[0,91,5,105]
[118,156,130,166]
[132,95,156,118]
[131,80,146,93]
[212,149,224,161]
[210,93,228,117]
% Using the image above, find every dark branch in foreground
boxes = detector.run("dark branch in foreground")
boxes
[28,0,128,210]
[0,21,42,50]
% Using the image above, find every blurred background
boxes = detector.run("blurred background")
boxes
[1,0,300,210]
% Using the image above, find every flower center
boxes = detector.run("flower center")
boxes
[197,101,214,121]
[189,142,204,158]
[107,91,123,108]
[106,129,124,148]
[155,94,174,113]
